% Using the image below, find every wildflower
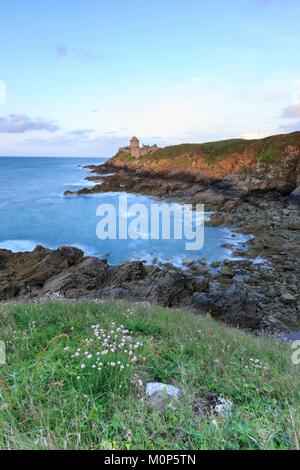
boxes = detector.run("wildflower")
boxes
[87,354,93,360]
[102,350,108,356]
[81,364,86,369]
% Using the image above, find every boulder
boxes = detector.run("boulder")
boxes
[194,286,264,330]
[281,293,296,305]
[146,382,182,410]
[107,261,147,286]
[43,258,108,295]
[151,273,197,307]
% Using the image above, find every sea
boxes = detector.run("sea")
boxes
[0,157,251,267]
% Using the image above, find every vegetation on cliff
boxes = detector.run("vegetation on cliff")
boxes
[116,131,300,165]
[0,300,299,450]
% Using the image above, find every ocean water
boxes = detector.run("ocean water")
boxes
[0,157,250,266]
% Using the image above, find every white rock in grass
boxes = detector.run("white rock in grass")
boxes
[146,382,182,410]
[146,382,182,399]
[214,397,234,417]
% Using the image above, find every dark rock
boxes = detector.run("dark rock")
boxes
[107,261,147,286]
[194,286,264,330]
[281,293,297,305]
[43,258,109,295]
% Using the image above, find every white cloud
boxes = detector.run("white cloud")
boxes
[0,114,59,134]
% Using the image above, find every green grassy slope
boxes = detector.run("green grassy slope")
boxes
[116,131,300,165]
[0,301,299,450]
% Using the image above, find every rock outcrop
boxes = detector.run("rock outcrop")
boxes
[0,246,205,311]
[78,131,300,195]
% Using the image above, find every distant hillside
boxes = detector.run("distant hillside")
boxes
[104,131,300,193]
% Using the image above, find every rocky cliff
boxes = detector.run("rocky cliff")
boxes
[101,131,300,194]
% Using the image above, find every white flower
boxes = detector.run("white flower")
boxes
[80,364,86,369]
[87,354,93,360]
[101,350,108,356]
[64,347,70,352]
[77,376,81,380]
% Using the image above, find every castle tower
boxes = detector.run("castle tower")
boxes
[130,136,141,159]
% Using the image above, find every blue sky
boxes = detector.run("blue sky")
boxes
[0,0,300,157]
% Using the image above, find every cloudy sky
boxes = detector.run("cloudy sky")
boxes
[0,0,300,157]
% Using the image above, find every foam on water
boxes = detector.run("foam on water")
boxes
[0,239,40,252]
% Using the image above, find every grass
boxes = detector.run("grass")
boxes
[152,140,253,164]
[0,300,299,450]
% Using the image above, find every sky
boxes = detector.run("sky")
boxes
[0,0,300,157]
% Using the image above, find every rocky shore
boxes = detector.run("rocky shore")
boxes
[63,133,300,334]
[2,132,300,335]
[2,183,300,334]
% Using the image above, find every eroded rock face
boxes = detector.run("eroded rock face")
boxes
[43,258,109,296]
[194,286,264,330]
[0,246,84,300]
[0,246,204,310]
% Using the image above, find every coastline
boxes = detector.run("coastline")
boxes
[1,159,299,336]
[63,160,300,335]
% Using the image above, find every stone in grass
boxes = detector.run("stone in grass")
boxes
[195,395,235,419]
[213,397,235,417]
[146,382,182,411]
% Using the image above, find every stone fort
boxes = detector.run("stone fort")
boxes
[119,136,159,159]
